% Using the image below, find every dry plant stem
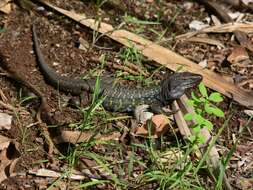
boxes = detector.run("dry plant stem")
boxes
[107,61,140,76]
[183,37,225,48]
[163,23,253,42]
[36,1,253,108]
[178,95,232,190]
[0,89,8,102]
[171,100,192,138]
[124,61,149,77]
[0,99,16,111]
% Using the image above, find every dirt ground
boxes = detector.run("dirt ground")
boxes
[0,0,252,189]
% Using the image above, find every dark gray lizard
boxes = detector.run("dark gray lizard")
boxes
[32,25,203,113]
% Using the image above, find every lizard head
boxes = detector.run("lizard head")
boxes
[160,72,203,104]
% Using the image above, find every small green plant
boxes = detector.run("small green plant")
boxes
[184,82,224,146]
[119,45,143,65]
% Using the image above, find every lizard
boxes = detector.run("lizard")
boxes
[32,25,203,113]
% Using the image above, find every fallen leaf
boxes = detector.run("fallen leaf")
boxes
[0,135,11,149]
[0,135,20,183]
[228,11,242,20]
[78,37,89,52]
[239,177,253,189]
[132,114,170,138]
[198,59,208,68]
[0,112,12,130]
[244,109,253,117]
[53,130,95,144]
[0,0,11,14]
[189,20,209,31]
[29,168,86,180]
[227,46,249,64]
[183,2,194,10]
[211,15,221,26]
[160,148,189,169]
[160,149,185,163]
[242,0,253,5]
[54,129,120,144]
[98,132,121,141]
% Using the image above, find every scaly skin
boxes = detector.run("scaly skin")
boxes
[32,25,203,112]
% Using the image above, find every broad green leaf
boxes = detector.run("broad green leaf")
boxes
[211,107,225,117]
[184,113,194,120]
[198,134,206,144]
[192,125,201,133]
[199,83,208,97]
[199,97,206,103]
[195,114,205,124]
[191,92,201,102]
[209,92,223,103]
[206,106,225,117]
[204,119,214,130]
[188,135,196,143]
[196,108,203,115]
[186,99,195,107]
[189,124,199,129]
[204,103,213,114]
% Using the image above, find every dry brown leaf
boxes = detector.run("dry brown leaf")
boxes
[53,129,120,144]
[0,135,11,149]
[0,135,20,183]
[78,37,89,52]
[132,114,170,138]
[0,0,11,14]
[0,112,12,130]
[97,132,121,141]
[244,109,253,117]
[29,168,86,180]
[53,130,95,144]
[160,149,186,163]
[239,177,253,189]
[227,47,249,64]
